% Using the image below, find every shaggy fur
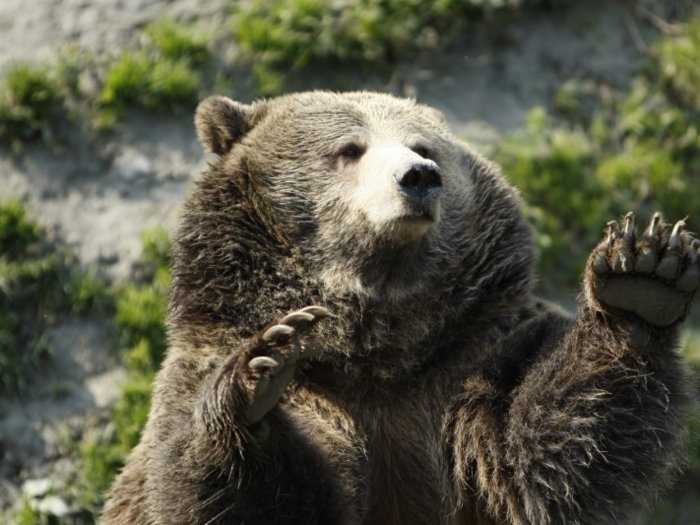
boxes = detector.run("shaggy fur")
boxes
[102,91,696,524]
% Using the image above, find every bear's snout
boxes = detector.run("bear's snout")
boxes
[393,161,443,202]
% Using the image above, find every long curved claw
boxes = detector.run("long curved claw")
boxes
[611,215,634,274]
[249,356,280,371]
[280,311,315,326]
[622,212,635,245]
[299,305,332,318]
[607,220,620,247]
[262,324,295,343]
[676,239,700,294]
[636,213,663,273]
[667,219,686,253]
[646,212,662,238]
[657,220,686,281]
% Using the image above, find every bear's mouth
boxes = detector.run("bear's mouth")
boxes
[385,210,439,243]
[392,198,441,232]
[398,201,439,223]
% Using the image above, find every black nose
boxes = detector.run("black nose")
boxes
[394,162,443,200]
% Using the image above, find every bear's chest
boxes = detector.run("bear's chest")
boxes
[360,399,456,525]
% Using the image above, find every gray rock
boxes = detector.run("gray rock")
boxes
[21,478,52,499]
[36,495,70,517]
[113,152,153,181]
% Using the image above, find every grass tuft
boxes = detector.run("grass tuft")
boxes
[0,62,63,151]
[99,19,211,122]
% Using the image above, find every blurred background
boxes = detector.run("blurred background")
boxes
[1,0,699,522]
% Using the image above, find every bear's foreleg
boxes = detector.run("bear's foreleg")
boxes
[448,213,698,525]
[196,306,331,453]
[135,306,338,524]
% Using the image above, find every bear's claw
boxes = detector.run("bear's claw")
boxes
[262,324,295,343]
[591,213,699,327]
[280,311,316,326]
[249,356,281,371]
[239,306,331,428]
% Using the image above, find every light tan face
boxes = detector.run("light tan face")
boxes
[309,104,455,299]
[329,115,446,244]
[352,144,442,240]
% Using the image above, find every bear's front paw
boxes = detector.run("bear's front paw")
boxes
[240,306,331,428]
[589,212,699,326]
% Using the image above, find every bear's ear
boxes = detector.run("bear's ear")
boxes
[194,96,267,155]
[423,105,447,125]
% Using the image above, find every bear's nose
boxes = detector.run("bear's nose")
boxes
[394,162,443,201]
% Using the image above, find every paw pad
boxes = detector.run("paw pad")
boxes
[591,213,699,326]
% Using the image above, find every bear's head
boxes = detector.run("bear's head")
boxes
[173,92,534,352]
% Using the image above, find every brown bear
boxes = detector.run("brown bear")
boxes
[102,91,698,525]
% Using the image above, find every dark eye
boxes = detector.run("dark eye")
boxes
[339,144,364,161]
[412,145,431,159]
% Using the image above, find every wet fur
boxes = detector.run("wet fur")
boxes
[102,92,693,524]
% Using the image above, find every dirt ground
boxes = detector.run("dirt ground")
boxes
[0,0,672,519]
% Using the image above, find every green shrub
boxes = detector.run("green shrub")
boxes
[497,16,700,288]
[0,62,63,150]
[10,496,52,525]
[100,51,200,113]
[497,108,602,284]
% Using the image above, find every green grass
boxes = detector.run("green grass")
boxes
[0,19,213,136]
[98,19,211,125]
[145,18,212,66]
[232,0,546,95]
[75,227,170,516]
[0,200,110,396]
[100,52,200,111]
[0,62,63,151]
[0,199,40,260]
[11,496,54,525]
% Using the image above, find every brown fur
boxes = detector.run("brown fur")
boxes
[102,91,695,524]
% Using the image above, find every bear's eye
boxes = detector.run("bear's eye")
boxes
[339,144,364,161]
[412,146,431,159]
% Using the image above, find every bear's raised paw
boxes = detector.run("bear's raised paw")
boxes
[590,212,699,326]
[238,306,331,432]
